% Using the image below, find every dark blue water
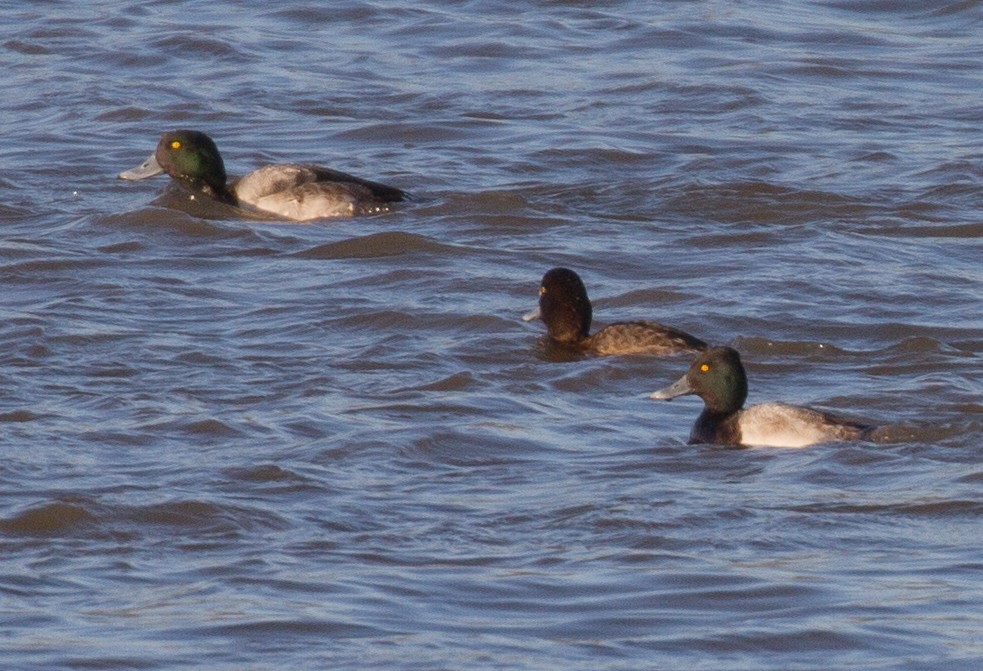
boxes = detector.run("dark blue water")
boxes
[1,2,981,669]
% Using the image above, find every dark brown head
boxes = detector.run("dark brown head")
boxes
[537,267,592,344]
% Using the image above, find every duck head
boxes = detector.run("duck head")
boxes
[651,346,749,414]
[120,130,229,199]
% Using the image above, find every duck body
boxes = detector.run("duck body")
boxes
[120,130,404,221]
[524,267,707,356]
[651,346,872,448]
[588,321,708,356]
[688,402,867,448]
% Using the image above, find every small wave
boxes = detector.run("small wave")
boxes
[136,416,247,439]
[0,497,289,539]
[732,336,851,358]
[665,180,872,226]
[0,410,45,423]
[219,464,323,494]
[295,231,463,259]
[150,34,251,62]
[0,500,99,536]
[182,617,383,640]
[127,500,288,535]
[223,464,302,483]
[97,208,245,238]
[865,221,983,239]
[789,498,983,517]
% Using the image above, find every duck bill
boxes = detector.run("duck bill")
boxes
[119,152,164,180]
[522,306,541,322]
[649,373,694,401]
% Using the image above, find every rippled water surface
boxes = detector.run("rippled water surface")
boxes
[2,1,982,669]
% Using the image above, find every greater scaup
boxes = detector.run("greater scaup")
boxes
[119,130,405,221]
[650,346,874,448]
[523,267,707,356]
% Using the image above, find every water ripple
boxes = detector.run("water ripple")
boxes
[1,1,981,670]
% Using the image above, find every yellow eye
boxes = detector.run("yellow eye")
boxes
[700,363,710,373]
[539,286,546,295]
[171,140,182,150]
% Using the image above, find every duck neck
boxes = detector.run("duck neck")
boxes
[691,408,741,445]
[546,315,590,345]
[171,169,235,206]
[194,179,236,206]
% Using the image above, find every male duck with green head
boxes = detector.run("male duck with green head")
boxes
[651,346,877,448]
[120,130,405,221]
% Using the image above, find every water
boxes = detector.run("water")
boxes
[1,1,981,669]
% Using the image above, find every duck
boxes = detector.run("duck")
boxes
[119,130,405,221]
[522,267,707,356]
[650,346,874,448]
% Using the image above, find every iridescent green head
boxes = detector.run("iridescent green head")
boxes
[120,130,229,198]
[651,346,749,414]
